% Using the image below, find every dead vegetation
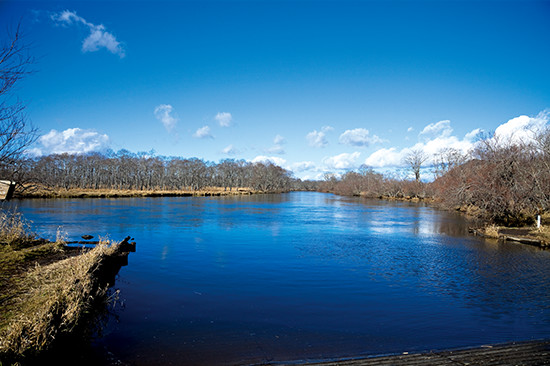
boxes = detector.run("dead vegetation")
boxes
[0,211,129,363]
[17,185,258,199]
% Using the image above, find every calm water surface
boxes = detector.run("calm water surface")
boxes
[8,192,550,365]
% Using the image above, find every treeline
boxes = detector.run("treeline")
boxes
[432,132,550,226]
[317,167,432,199]
[5,151,295,193]
[321,129,550,226]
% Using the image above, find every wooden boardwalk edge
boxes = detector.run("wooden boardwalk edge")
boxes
[271,340,550,365]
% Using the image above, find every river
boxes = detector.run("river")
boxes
[8,192,550,365]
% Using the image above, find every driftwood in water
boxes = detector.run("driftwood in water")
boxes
[500,235,546,247]
[469,227,548,248]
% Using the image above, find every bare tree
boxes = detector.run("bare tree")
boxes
[0,24,37,172]
[433,147,468,178]
[403,149,429,182]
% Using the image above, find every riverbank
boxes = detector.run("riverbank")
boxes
[469,225,550,248]
[354,191,550,249]
[16,186,258,199]
[0,212,134,363]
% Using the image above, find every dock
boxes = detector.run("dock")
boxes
[0,180,15,200]
[276,340,550,366]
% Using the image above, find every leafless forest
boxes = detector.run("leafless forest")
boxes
[6,153,294,193]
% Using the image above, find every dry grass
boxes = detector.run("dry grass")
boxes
[0,240,120,359]
[0,212,63,309]
[532,224,550,243]
[18,185,257,198]
[0,210,126,361]
[483,224,501,238]
[0,211,35,248]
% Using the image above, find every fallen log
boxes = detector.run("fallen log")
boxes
[500,235,546,247]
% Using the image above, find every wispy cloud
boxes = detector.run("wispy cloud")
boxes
[419,120,452,140]
[339,128,385,147]
[273,134,285,145]
[215,112,233,127]
[266,134,286,154]
[51,10,125,58]
[291,161,316,172]
[222,144,239,155]
[306,126,333,148]
[154,104,178,132]
[27,128,110,156]
[465,128,483,141]
[194,125,213,139]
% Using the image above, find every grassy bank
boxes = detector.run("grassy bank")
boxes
[17,186,258,199]
[0,211,131,363]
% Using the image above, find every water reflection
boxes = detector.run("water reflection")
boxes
[7,192,550,365]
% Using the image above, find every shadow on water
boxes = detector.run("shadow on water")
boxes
[7,192,550,365]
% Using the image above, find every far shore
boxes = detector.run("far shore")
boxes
[15,186,262,199]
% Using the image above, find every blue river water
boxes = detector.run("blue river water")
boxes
[7,192,550,365]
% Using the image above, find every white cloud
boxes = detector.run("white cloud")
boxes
[51,10,125,58]
[407,127,414,132]
[194,125,213,139]
[306,126,333,148]
[365,121,477,169]
[364,148,403,168]
[251,155,287,166]
[363,112,550,171]
[215,112,233,127]
[82,25,124,55]
[154,104,178,132]
[419,120,452,140]
[222,144,239,155]
[29,128,110,156]
[339,128,385,147]
[323,152,361,170]
[493,111,548,145]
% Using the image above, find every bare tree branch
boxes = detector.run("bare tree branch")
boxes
[0,23,38,175]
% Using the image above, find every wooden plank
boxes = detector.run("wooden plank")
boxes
[0,180,15,200]
[274,340,550,366]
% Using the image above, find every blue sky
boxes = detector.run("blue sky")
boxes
[1,0,549,179]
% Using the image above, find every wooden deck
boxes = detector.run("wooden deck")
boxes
[275,340,550,366]
[0,180,15,200]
